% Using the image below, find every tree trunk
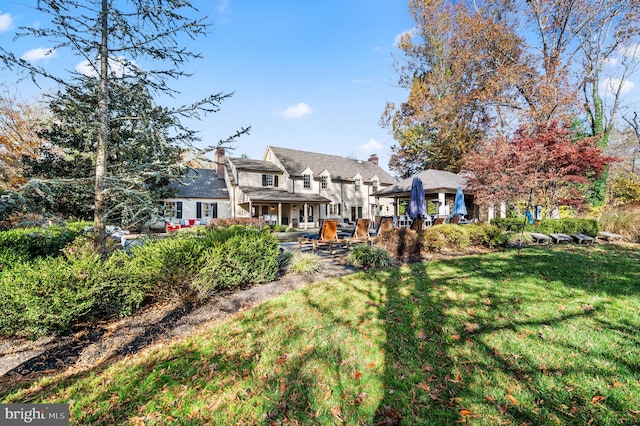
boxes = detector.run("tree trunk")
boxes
[93,0,109,255]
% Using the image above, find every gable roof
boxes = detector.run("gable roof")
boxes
[227,157,283,174]
[168,168,229,199]
[267,146,396,184]
[373,169,467,197]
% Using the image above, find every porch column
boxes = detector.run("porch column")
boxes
[438,192,446,216]
[304,203,308,230]
[278,202,282,225]
[248,200,252,221]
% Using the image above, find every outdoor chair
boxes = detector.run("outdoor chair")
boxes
[432,217,446,225]
[369,216,394,243]
[298,219,344,254]
[345,218,371,247]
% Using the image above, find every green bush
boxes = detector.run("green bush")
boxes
[0,225,284,338]
[434,224,471,250]
[192,229,279,296]
[0,221,90,260]
[0,248,30,272]
[0,255,102,337]
[490,217,599,236]
[346,244,394,269]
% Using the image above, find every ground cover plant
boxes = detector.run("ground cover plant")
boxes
[2,244,638,424]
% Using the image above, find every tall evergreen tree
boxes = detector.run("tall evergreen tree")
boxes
[0,0,248,253]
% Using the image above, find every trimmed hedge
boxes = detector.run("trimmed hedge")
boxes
[0,221,90,260]
[490,218,599,236]
[0,225,281,338]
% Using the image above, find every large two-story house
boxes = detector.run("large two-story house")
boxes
[163,146,396,228]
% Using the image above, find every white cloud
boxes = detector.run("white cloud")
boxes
[75,57,140,78]
[20,47,57,62]
[360,138,383,153]
[601,77,636,96]
[618,44,640,59]
[276,102,312,119]
[394,27,417,47]
[0,11,14,32]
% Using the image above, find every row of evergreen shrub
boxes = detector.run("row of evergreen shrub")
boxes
[0,221,90,262]
[0,225,279,338]
[490,217,600,236]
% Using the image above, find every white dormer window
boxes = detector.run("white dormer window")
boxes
[355,178,361,192]
[320,176,328,190]
[372,180,378,193]
[304,174,311,189]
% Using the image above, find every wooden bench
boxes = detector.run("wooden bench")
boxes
[528,232,551,244]
[571,233,594,244]
[549,233,572,244]
[598,231,623,242]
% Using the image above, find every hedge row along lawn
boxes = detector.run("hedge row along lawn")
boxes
[2,245,639,425]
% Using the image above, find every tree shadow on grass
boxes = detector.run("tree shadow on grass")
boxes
[373,245,640,424]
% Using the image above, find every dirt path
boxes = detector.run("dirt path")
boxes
[0,248,357,386]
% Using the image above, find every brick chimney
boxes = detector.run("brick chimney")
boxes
[215,147,225,177]
[368,154,379,165]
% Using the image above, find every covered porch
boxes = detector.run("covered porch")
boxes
[236,186,331,229]
[372,169,478,222]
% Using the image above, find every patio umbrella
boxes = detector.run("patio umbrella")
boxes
[407,176,427,221]
[452,186,467,217]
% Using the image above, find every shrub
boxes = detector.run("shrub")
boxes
[0,255,103,337]
[346,244,394,269]
[0,221,89,260]
[192,229,279,296]
[434,224,471,250]
[421,227,447,252]
[491,217,599,236]
[287,252,324,275]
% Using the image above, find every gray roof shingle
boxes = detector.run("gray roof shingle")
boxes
[268,146,396,184]
[168,168,229,199]
[227,157,283,173]
[373,169,467,197]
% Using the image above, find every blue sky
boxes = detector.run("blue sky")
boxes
[0,1,415,172]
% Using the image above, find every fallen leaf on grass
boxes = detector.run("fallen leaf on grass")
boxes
[464,323,480,333]
[130,417,145,426]
[459,409,473,416]
[591,395,606,404]
[331,406,343,421]
[416,382,430,392]
[323,390,331,401]
[506,394,519,405]
[366,363,377,369]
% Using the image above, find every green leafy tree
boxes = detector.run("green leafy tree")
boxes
[0,0,248,253]
[386,0,640,191]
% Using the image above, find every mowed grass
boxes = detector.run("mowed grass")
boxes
[2,245,639,425]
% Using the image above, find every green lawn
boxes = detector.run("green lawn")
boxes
[2,245,639,425]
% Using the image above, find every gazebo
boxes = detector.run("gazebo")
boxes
[372,169,477,219]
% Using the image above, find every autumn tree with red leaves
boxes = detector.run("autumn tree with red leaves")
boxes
[463,121,616,215]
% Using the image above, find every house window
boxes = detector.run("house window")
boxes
[164,201,182,219]
[196,202,218,219]
[303,174,311,189]
[262,174,279,187]
[355,178,361,192]
[328,203,340,216]
[372,181,378,193]
[320,176,328,190]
